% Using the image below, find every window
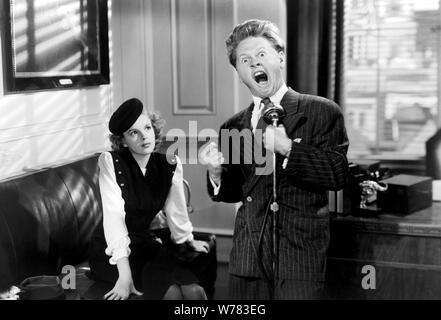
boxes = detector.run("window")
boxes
[345,0,441,159]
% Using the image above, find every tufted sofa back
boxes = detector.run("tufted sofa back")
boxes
[0,155,102,291]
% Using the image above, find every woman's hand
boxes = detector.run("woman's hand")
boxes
[104,257,142,300]
[187,239,210,253]
[104,275,143,300]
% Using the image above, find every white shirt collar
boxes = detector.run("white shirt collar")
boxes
[252,83,288,110]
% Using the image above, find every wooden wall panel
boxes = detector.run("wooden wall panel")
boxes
[171,0,214,114]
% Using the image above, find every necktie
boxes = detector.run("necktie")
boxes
[254,98,271,170]
[255,97,272,131]
[251,101,262,131]
[261,97,272,107]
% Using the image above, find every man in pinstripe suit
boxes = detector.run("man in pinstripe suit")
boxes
[200,19,349,299]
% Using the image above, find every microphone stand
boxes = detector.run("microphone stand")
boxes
[261,101,285,300]
[270,117,279,300]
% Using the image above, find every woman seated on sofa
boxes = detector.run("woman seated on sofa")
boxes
[88,98,210,300]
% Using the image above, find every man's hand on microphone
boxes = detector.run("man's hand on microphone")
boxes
[198,142,224,185]
[263,124,292,157]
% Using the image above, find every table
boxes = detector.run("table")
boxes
[325,202,441,299]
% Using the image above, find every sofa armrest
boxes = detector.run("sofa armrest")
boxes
[193,231,216,247]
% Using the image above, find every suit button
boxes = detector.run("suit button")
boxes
[120,183,125,187]
[115,159,119,162]
[118,171,122,175]
[246,196,252,202]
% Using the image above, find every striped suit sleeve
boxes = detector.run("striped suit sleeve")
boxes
[282,99,349,191]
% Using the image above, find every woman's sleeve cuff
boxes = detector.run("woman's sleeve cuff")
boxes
[107,247,131,265]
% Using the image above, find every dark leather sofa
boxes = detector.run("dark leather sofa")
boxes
[0,154,217,299]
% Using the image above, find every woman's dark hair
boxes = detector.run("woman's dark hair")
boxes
[109,111,165,151]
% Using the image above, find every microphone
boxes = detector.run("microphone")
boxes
[261,100,286,125]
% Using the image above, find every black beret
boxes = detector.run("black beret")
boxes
[109,98,144,135]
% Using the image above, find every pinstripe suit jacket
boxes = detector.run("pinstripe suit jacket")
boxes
[208,88,349,281]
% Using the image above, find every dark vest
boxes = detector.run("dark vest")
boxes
[93,150,177,249]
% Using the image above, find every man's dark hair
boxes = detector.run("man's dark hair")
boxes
[225,19,285,68]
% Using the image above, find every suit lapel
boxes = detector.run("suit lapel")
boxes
[242,88,306,197]
[239,103,254,131]
[281,88,305,138]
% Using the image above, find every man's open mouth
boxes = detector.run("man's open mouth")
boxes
[253,71,268,84]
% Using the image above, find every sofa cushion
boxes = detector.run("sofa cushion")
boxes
[0,155,101,288]
[0,170,77,283]
[54,156,102,265]
[0,211,15,292]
